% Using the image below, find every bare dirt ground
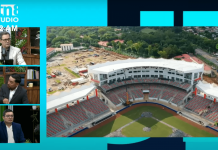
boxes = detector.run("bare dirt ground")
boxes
[203,75,218,85]
[46,48,133,96]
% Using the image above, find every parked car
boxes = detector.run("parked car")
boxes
[47,75,52,78]
[51,73,56,78]
[93,54,99,57]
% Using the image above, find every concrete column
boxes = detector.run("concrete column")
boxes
[141,67,142,77]
[201,72,203,80]
[191,73,194,85]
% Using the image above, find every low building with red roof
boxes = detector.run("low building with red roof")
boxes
[47,48,56,58]
[98,41,109,47]
[113,39,124,43]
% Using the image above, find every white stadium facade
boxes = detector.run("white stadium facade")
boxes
[47,58,218,137]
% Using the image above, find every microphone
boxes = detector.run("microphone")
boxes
[2,47,7,57]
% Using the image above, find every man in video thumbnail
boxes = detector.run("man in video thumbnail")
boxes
[0,74,29,104]
[0,109,26,143]
[0,31,26,65]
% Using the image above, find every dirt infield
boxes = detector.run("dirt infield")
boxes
[73,103,218,137]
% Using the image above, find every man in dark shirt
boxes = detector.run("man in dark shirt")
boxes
[0,109,26,143]
[0,74,29,104]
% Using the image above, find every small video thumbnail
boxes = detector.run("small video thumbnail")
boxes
[0,106,40,143]
[0,66,40,104]
[0,27,40,65]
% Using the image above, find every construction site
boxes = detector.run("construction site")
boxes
[46,47,134,96]
[47,47,218,96]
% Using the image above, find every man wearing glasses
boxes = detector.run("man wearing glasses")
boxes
[0,109,26,143]
[0,31,26,65]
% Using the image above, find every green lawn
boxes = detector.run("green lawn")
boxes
[47,90,57,94]
[82,106,216,137]
[122,117,172,137]
[64,67,80,78]
[141,28,156,33]
[47,69,51,75]
[84,115,135,137]
[55,79,61,84]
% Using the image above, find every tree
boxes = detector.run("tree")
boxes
[51,36,66,45]
[158,51,168,58]
[89,34,98,39]
[126,40,133,53]
[47,33,56,40]
[98,28,107,36]
[148,45,153,56]
[133,42,143,55]
[84,35,92,44]
[51,29,56,33]
[216,44,218,50]
[111,41,117,50]
[54,41,62,48]
[73,41,80,47]
[59,28,69,36]
[65,30,77,39]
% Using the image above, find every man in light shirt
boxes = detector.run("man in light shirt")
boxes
[0,74,29,104]
[0,109,26,143]
[0,31,26,65]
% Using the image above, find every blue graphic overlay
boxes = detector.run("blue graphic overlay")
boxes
[183,11,218,26]
[108,0,218,26]
[108,138,185,150]
[140,11,174,26]
[107,138,148,144]
[0,0,107,150]
[1,0,218,150]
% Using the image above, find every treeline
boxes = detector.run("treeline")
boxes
[47,27,218,59]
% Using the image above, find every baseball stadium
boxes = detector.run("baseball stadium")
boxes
[46,58,218,137]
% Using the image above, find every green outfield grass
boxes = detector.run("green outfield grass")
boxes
[122,117,172,137]
[82,105,216,137]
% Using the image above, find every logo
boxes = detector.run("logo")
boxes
[0,4,18,16]
[0,4,19,22]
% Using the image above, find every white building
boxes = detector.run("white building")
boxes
[60,44,73,51]
[88,58,204,86]
[196,81,218,102]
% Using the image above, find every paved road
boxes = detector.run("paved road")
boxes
[195,48,218,65]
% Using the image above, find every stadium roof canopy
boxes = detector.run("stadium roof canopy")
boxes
[47,84,96,110]
[88,58,204,74]
[197,81,218,99]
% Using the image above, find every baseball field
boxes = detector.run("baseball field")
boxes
[75,104,218,137]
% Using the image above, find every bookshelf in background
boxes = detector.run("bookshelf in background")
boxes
[15,28,40,65]
[3,67,40,104]
[0,68,4,87]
